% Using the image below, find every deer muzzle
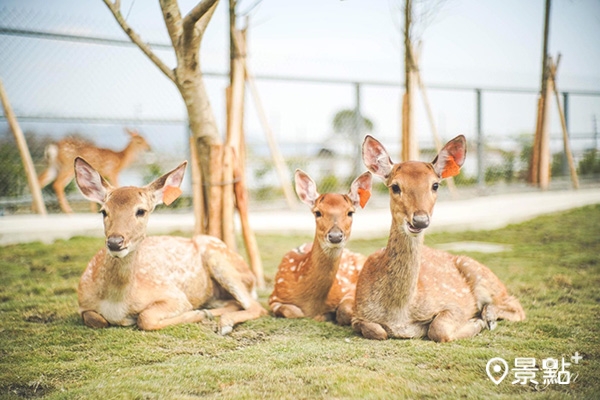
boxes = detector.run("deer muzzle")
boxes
[407,212,430,234]
[106,235,129,257]
[326,226,345,245]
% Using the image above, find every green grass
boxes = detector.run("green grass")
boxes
[1,205,599,399]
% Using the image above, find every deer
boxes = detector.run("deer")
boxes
[73,157,267,334]
[352,135,525,342]
[38,128,151,213]
[269,169,372,325]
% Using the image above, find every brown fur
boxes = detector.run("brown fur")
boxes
[74,158,266,334]
[269,170,371,325]
[352,135,525,342]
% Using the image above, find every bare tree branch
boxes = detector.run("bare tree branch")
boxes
[159,0,184,51]
[184,0,219,27]
[102,0,176,82]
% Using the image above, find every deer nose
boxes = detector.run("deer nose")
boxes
[327,227,344,244]
[107,235,125,251]
[411,213,430,230]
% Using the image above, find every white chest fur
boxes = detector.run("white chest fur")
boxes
[98,299,136,326]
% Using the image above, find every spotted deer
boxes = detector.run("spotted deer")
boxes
[39,128,151,213]
[269,169,372,325]
[74,157,266,334]
[352,135,525,342]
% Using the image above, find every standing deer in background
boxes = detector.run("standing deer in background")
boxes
[38,128,151,213]
[269,169,372,325]
[352,135,525,342]
[74,157,266,334]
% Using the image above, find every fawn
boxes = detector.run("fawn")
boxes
[269,169,372,325]
[352,135,525,342]
[39,128,150,213]
[74,157,266,334]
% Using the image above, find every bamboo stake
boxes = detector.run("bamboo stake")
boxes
[233,153,265,289]
[539,64,552,191]
[411,45,457,196]
[221,145,236,249]
[189,136,204,234]
[549,55,579,189]
[0,79,47,215]
[245,67,297,210]
[208,144,223,239]
[228,27,264,286]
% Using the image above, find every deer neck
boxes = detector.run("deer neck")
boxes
[296,239,343,314]
[117,142,139,169]
[382,222,423,307]
[100,250,136,299]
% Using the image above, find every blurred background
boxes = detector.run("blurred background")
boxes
[1,0,599,214]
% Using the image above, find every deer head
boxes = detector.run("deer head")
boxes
[295,169,372,250]
[125,128,152,152]
[74,157,187,258]
[362,135,466,236]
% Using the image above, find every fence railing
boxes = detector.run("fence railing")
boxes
[1,24,600,214]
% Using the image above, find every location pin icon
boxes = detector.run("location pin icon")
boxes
[486,357,509,385]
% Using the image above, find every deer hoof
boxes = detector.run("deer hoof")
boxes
[82,310,109,329]
[218,323,233,336]
[481,305,498,330]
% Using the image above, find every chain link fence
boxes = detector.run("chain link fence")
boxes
[1,8,600,215]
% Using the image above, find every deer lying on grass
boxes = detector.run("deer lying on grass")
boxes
[74,157,266,334]
[269,169,372,325]
[352,135,525,342]
[39,128,151,213]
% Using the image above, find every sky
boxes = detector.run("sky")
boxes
[1,0,600,159]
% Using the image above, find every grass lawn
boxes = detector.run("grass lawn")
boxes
[1,205,599,399]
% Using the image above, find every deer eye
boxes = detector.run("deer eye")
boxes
[347,211,354,217]
[432,182,439,192]
[390,184,401,195]
[100,209,107,218]
[136,209,147,217]
[314,211,322,218]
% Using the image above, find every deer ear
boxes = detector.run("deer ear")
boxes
[432,135,467,179]
[74,157,112,205]
[148,161,187,206]
[348,171,372,209]
[362,135,394,180]
[295,169,319,207]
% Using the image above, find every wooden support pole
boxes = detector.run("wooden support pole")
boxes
[221,145,236,249]
[245,67,297,210]
[411,46,458,196]
[208,144,223,239]
[189,135,204,234]
[0,79,47,215]
[539,72,552,191]
[233,153,264,289]
[549,55,579,189]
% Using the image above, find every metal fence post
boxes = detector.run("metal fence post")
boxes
[476,89,484,189]
[562,91,569,176]
[353,82,363,177]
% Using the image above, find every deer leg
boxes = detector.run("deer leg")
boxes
[82,310,109,329]
[428,310,486,342]
[136,301,208,331]
[52,169,74,213]
[335,296,354,326]
[38,167,57,188]
[352,318,389,340]
[271,302,306,319]
[217,302,267,336]
[487,296,526,322]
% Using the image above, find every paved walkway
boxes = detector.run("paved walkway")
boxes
[1,187,599,246]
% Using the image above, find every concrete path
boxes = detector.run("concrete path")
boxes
[1,187,598,246]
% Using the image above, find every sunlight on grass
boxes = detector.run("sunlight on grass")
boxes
[0,205,598,399]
